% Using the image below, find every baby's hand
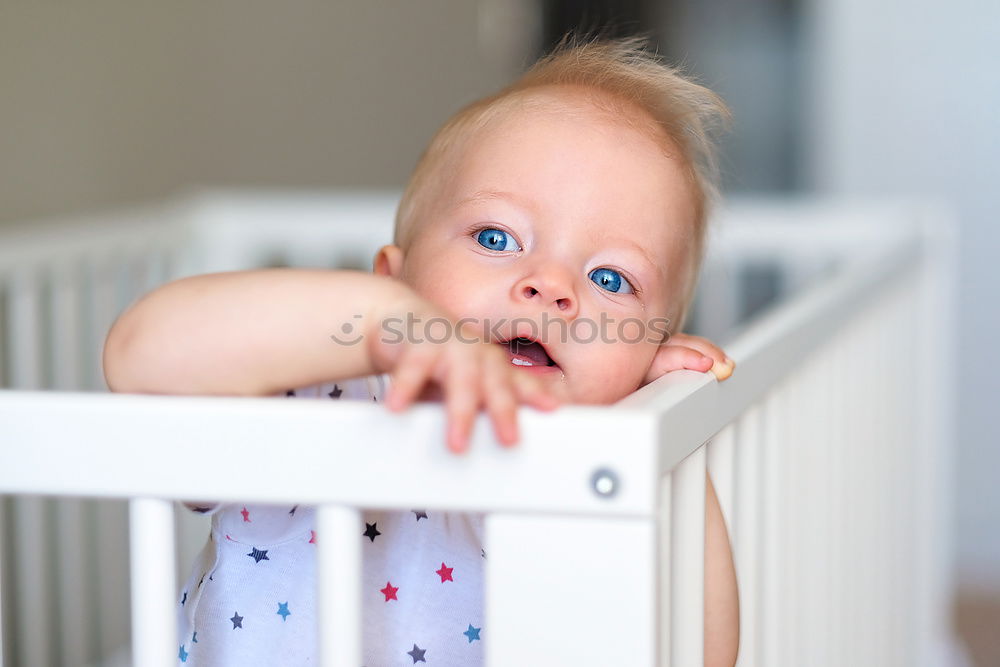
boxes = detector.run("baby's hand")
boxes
[367,293,564,454]
[642,332,735,385]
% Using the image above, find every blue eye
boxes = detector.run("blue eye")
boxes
[476,228,520,252]
[589,268,634,294]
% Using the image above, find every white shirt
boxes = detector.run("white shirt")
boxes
[176,376,485,666]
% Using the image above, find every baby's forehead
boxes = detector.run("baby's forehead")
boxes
[467,85,674,155]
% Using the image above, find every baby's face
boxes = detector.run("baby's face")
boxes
[388,91,696,404]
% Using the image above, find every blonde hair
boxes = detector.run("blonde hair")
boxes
[395,34,730,329]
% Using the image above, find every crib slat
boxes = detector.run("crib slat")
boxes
[707,424,736,532]
[759,390,783,666]
[486,513,657,666]
[317,505,362,667]
[96,500,131,659]
[48,264,95,666]
[0,499,6,667]
[129,498,176,667]
[7,271,44,390]
[827,334,848,667]
[782,362,805,666]
[9,498,54,666]
[733,407,760,667]
[658,474,672,667]
[813,343,837,665]
[50,264,83,391]
[83,259,118,391]
[54,500,94,666]
[670,447,705,667]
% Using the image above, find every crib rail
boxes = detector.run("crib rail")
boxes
[0,194,954,666]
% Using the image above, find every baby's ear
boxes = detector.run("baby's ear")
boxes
[373,245,404,278]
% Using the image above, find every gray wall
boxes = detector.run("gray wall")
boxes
[0,0,532,225]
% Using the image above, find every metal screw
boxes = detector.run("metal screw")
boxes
[590,468,619,498]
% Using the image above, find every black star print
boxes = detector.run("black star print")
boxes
[412,510,428,521]
[286,390,295,397]
[363,523,381,542]
[180,591,187,606]
[481,548,487,559]
[289,505,298,516]
[407,644,427,663]
[198,575,205,588]
[191,506,212,514]
[247,547,270,563]
[230,612,243,629]
[328,385,343,399]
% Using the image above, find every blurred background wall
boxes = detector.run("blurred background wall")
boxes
[2,0,997,662]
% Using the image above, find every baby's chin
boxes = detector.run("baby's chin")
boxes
[553,375,641,406]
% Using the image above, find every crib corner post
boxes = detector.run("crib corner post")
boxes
[484,512,658,666]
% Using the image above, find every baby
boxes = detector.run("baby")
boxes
[104,35,738,667]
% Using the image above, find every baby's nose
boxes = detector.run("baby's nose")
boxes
[515,273,577,316]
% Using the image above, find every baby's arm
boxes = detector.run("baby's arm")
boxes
[103,269,404,396]
[104,268,559,450]
[705,473,739,667]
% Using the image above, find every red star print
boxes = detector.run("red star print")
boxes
[309,530,316,544]
[436,562,454,583]
[380,581,398,601]
[240,506,251,522]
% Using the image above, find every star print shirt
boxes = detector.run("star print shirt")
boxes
[176,375,485,666]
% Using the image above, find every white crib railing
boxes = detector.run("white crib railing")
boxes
[0,191,955,666]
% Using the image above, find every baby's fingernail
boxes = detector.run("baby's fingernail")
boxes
[725,356,735,367]
[447,424,468,454]
[503,422,519,446]
[386,388,404,410]
[711,358,734,381]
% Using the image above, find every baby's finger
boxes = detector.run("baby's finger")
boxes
[443,352,481,454]
[387,346,437,411]
[512,371,564,411]
[653,345,715,376]
[482,355,519,446]
[669,333,733,369]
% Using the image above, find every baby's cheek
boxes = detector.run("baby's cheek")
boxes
[577,354,650,404]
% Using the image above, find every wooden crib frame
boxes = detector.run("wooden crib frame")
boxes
[0,191,956,666]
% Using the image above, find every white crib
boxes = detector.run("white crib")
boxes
[0,190,956,666]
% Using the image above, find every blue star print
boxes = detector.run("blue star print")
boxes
[407,644,427,663]
[277,601,291,621]
[178,645,188,662]
[247,547,269,563]
[463,624,481,642]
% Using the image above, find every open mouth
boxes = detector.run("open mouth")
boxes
[500,336,559,370]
